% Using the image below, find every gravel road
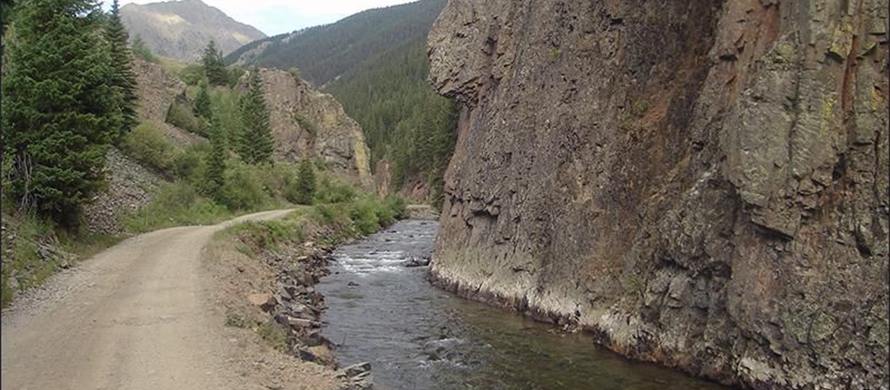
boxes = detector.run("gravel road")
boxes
[1,210,295,390]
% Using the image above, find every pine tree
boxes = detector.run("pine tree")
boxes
[204,111,226,198]
[237,68,274,165]
[201,40,227,86]
[0,0,14,38]
[1,0,117,226]
[194,81,212,120]
[130,33,156,63]
[105,0,139,140]
[293,159,316,205]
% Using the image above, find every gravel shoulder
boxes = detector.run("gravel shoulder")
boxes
[0,209,325,390]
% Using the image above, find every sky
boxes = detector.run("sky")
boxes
[112,0,416,36]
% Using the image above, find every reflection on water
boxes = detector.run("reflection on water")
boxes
[317,220,733,390]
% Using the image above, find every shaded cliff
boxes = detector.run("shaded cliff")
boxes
[238,69,373,187]
[427,1,889,390]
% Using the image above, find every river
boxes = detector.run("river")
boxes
[317,220,733,390]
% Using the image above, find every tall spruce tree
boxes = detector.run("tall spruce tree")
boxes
[201,40,227,86]
[105,0,138,139]
[237,68,273,165]
[293,159,316,205]
[204,111,226,198]
[1,0,116,225]
[194,81,212,120]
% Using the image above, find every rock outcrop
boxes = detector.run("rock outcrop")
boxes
[133,57,186,124]
[240,69,373,187]
[427,1,888,389]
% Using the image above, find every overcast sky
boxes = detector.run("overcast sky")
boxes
[113,0,416,36]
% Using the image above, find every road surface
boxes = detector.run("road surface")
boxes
[1,210,294,390]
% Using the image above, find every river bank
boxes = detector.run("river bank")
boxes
[202,201,403,390]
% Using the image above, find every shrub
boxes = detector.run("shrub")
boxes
[122,181,229,233]
[166,100,207,136]
[120,122,181,176]
[179,64,206,86]
[294,112,319,137]
[314,174,356,204]
[218,161,273,211]
[174,142,209,182]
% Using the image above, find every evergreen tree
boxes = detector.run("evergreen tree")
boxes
[1,0,117,225]
[130,33,156,63]
[293,159,316,205]
[194,81,212,120]
[237,68,273,165]
[203,111,226,198]
[105,0,138,139]
[1,0,14,38]
[201,40,227,86]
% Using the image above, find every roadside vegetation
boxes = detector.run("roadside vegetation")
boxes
[0,1,403,308]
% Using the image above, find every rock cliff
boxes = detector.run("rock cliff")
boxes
[240,69,373,187]
[427,1,889,389]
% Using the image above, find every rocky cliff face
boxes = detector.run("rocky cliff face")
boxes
[427,1,889,389]
[241,69,373,187]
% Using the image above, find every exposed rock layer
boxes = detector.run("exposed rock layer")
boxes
[427,1,889,389]
[240,69,373,187]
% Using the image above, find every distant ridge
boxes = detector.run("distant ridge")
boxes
[225,0,446,87]
[121,0,266,62]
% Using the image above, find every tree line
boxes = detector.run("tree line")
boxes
[2,0,138,227]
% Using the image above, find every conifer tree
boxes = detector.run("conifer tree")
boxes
[1,0,116,225]
[293,159,316,205]
[237,68,273,165]
[194,81,212,120]
[204,111,226,198]
[201,40,227,86]
[105,0,138,139]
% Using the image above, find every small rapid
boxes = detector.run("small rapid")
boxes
[317,220,733,390]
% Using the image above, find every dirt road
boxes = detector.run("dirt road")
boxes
[1,210,295,390]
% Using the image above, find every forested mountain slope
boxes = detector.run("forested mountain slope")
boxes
[225,0,445,87]
[227,0,456,202]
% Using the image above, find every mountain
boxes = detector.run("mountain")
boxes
[225,0,445,87]
[121,0,266,62]
[428,1,889,390]
[226,0,455,202]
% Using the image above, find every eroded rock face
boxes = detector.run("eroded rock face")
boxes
[240,69,373,187]
[427,1,889,389]
[133,57,186,123]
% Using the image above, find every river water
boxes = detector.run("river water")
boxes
[317,220,733,390]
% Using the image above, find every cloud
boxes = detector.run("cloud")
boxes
[114,0,415,36]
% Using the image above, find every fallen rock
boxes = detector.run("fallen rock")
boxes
[248,293,277,312]
[340,362,372,379]
[404,256,431,268]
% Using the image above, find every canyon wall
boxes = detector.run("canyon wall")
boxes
[244,69,373,187]
[427,1,888,389]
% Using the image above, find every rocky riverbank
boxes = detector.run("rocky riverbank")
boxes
[203,210,380,390]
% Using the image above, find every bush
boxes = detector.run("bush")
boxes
[218,161,273,211]
[179,64,206,86]
[166,100,207,136]
[122,181,229,233]
[314,174,356,204]
[120,122,181,176]
[174,142,210,182]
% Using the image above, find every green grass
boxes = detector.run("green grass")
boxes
[0,211,124,308]
[258,320,289,351]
